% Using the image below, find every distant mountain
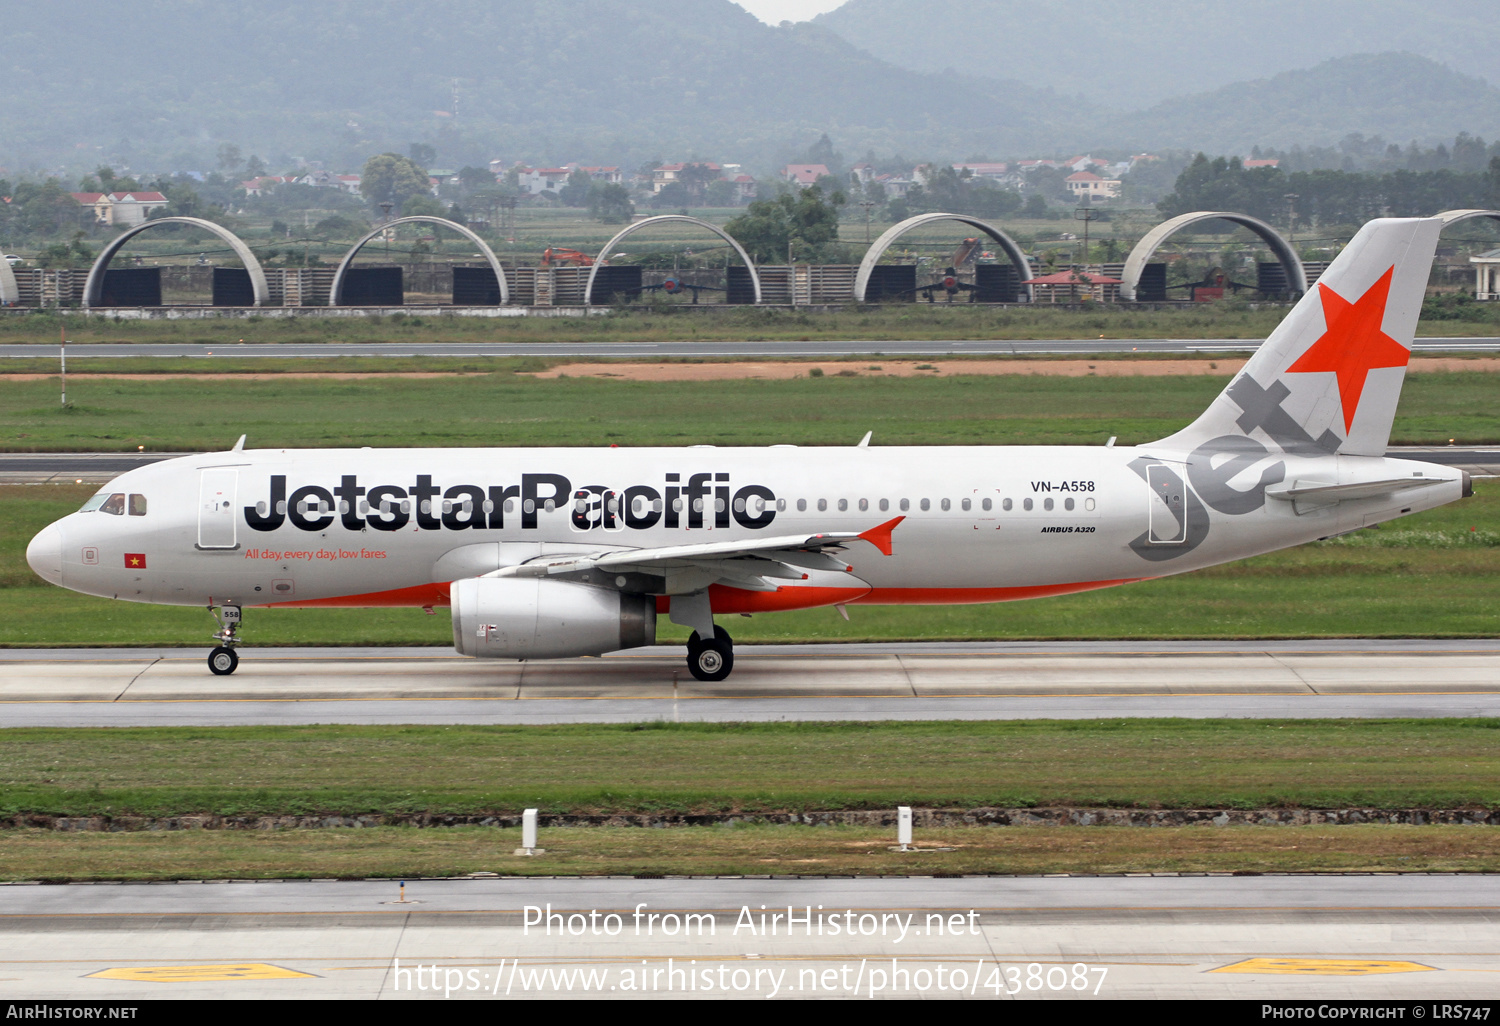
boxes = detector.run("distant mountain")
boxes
[1097,53,1500,153]
[816,0,1500,113]
[0,0,1080,174]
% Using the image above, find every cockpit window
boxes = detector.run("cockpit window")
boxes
[98,493,126,516]
[128,494,147,517]
[78,492,109,513]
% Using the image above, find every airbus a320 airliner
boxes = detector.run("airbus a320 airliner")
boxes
[26,217,1470,681]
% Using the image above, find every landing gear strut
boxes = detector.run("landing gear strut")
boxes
[208,604,241,676]
[686,627,733,682]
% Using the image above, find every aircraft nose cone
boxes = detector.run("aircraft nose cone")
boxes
[26,524,63,585]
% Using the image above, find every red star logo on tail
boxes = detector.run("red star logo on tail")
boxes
[1285,266,1409,433]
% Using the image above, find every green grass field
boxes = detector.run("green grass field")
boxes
[5,719,1500,880]
[2,364,1498,452]
[4,719,1497,817]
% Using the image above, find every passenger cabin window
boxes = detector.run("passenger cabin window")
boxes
[920,498,930,511]
[961,498,971,512]
[1023,498,1033,511]
[879,498,889,512]
[817,499,828,512]
[982,498,992,512]
[837,498,848,512]
[128,494,147,516]
[1003,498,1013,511]
[900,499,910,512]
[797,499,807,512]
[940,498,951,511]
[99,493,126,516]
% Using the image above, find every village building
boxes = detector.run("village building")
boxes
[652,162,723,194]
[298,171,362,194]
[1065,171,1122,202]
[782,164,831,188]
[69,191,170,227]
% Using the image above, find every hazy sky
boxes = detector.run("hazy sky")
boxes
[735,0,846,24]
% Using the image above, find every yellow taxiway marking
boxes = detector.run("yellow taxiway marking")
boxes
[87,962,316,982]
[1210,958,1438,976]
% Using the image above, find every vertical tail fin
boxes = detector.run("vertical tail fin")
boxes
[1154,217,1441,457]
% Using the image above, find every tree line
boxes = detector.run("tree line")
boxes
[1160,152,1500,227]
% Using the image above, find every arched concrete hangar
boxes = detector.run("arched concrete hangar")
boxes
[331,216,510,306]
[1120,211,1306,303]
[855,213,1034,303]
[587,215,763,305]
[83,216,272,308]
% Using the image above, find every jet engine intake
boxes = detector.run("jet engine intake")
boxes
[450,577,655,659]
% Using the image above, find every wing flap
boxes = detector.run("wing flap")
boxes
[483,521,903,594]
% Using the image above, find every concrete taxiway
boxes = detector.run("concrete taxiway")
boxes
[2,640,1498,726]
[3,876,1498,999]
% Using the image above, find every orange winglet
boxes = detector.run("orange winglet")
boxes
[857,515,906,556]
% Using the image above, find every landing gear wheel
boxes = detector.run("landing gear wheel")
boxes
[208,646,239,676]
[686,627,733,682]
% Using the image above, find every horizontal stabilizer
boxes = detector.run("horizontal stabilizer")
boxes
[1266,477,1434,503]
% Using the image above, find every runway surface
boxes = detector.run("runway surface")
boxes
[3,640,1498,726]
[3,876,1498,999]
[3,337,1500,360]
[4,445,1497,485]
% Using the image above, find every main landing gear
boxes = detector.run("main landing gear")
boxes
[208,604,241,676]
[686,627,733,682]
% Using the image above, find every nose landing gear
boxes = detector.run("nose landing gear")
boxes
[208,604,241,676]
[686,627,733,682]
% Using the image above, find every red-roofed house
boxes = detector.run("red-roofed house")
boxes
[782,164,830,188]
[1065,172,1121,202]
[732,174,757,203]
[298,171,363,194]
[70,191,170,227]
[240,175,300,197]
[1062,155,1110,173]
[1243,158,1280,169]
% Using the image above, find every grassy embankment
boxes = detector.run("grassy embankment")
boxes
[0,303,1296,344]
[4,719,1500,879]
[7,825,1500,879]
[0,367,1494,645]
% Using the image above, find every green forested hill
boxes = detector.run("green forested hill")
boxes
[1098,53,1500,154]
[817,0,1500,112]
[0,0,1075,173]
[6,1,1498,175]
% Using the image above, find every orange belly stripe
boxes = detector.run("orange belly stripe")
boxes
[261,577,1143,612]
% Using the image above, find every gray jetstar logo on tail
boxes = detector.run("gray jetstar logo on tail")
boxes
[1226,375,1341,454]
[1128,373,1323,562]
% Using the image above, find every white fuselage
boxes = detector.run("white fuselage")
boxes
[27,444,1466,613]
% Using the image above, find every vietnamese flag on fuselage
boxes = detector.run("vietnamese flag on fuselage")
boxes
[124,553,146,569]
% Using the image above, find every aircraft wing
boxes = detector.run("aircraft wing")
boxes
[485,517,904,592]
